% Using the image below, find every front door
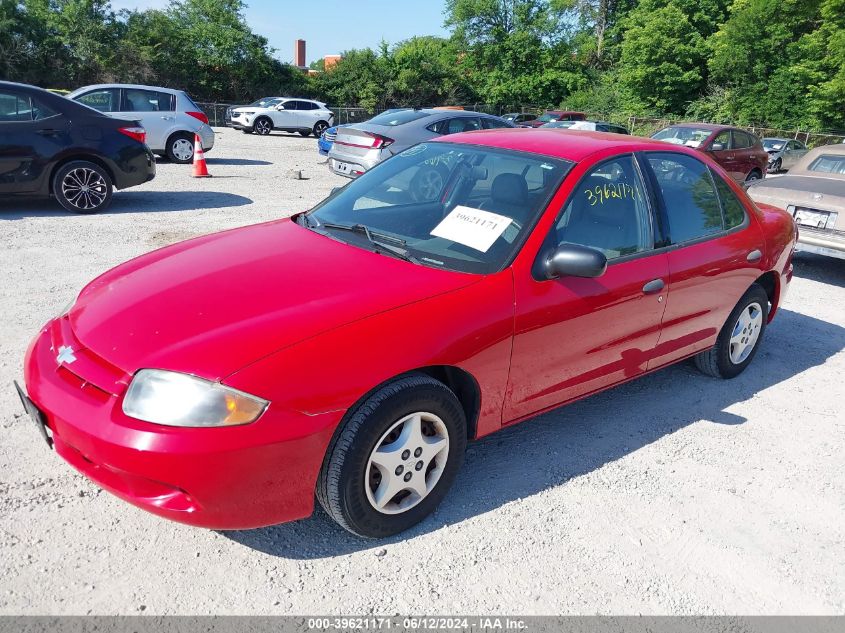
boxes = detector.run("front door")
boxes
[0,89,67,194]
[504,154,669,422]
[707,129,742,182]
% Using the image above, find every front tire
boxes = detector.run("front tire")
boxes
[253,117,273,136]
[317,374,467,538]
[53,160,113,214]
[694,283,768,379]
[166,133,195,164]
[769,158,782,173]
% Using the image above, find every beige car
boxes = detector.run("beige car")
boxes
[747,144,845,259]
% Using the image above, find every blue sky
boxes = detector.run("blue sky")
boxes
[110,0,451,64]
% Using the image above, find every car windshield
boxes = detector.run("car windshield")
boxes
[542,121,576,129]
[652,126,713,148]
[249,97,282,108]
[305,143,572,274]
[763,139,785,151]
[537,113,559,123]
[807,154,845,176]
[367,110,430,126]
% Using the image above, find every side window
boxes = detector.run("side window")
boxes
[647,153,724,243]
[446,117,481,134]
[710,169,747,229]
[0,92,33,122]
[122,88,165,112]
[279,100,296,110]
[32,98,60,120]
[554,155,653,260]
[712,130,731,150]
[427,119,447,135]
[482,117,510,129]
[75,89,120,112]
[303,101,319,110]
[732,131,752,149]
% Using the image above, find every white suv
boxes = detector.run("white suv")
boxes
[67,84,214,164]
[229,98,334,137]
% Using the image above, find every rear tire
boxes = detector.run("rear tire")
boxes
[53,160,113,214]
[745,169,763,183]
[317,374,467,538]
[694,283,768,379]
[165,133,195,164]
[313,121,329,137]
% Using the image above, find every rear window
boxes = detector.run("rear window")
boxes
[367,110,431,126]
[807,155,845,175]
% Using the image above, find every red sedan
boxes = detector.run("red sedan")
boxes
[651,123,770,184]
[17,130,797,538]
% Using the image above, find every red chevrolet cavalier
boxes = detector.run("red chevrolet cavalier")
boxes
[18,130,797,538]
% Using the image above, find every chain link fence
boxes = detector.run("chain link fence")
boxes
[195,102,845,148]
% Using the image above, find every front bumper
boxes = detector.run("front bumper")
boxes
[21,319,342,529]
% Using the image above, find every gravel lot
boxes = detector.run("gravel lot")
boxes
[1,129,843,615]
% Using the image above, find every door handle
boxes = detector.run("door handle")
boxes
[727,155,735,159]
[160,116,174,120]
[36,129,61,136]
[747,249,762,263]
[642,278,665,294]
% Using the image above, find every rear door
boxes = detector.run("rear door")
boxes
[120,88,174,150]
[0,89,67,194]
[731,130,758,179]
[643,152,764,368]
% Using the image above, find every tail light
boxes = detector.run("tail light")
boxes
[118,126,146,144]
[187,111,209,125]
[370,134,394,149]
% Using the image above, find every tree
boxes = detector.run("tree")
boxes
[618,2,705,113]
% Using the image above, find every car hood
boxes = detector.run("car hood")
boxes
[68,219,479,381]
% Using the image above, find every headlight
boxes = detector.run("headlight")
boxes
[123,369,268,427]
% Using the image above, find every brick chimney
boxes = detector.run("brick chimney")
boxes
[294,39,306,68]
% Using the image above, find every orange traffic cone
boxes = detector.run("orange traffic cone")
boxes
[191,134,211,178]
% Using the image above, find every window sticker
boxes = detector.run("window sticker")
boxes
[400,144,428,157]
[585,181,641,206]
[430,206,513,252]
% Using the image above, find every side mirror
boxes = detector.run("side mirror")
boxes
[710,142,725,152]
[543,243,608,279]
[276,104,286,110]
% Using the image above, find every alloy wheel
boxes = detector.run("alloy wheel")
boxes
[256,119,272,135]
[314,121,328,136]
[365,411,450,515]
[172,138,194,162]
[61,167,108,211]
[729,302,763,364]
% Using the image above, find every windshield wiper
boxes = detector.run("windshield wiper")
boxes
[318,222,420,264]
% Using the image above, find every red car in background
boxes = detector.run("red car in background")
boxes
[652,123,769,184]
[17,130,796,538]
[523,110,586,128]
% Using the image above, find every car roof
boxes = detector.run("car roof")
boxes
[68,83,185,95]
[663,122,730,131]
[434,128,683,162]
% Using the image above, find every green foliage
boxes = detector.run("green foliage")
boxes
[0,0,843,130]
[618,1,706,114]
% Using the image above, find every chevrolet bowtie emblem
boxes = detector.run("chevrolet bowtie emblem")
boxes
[56,345,77,365]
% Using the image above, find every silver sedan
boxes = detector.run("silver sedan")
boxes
[327,109,515,179]
[763,137,808,172]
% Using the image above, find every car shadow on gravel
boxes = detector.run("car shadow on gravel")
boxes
[793,252,845,288]
[205,158,273,166]
[223,307,845,558]
[0,191,253,218]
